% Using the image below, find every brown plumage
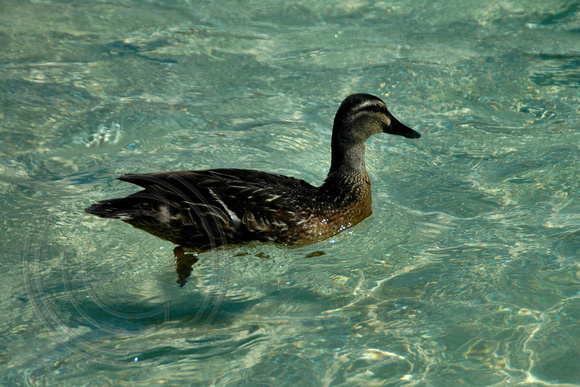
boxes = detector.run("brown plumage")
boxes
[85,94,421,285]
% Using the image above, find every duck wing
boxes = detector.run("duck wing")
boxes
[86,168,318,249]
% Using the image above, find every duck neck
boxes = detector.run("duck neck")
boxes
[328,141,367,175]
[322,141,369,192]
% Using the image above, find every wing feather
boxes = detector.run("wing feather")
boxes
[113,169,319,246]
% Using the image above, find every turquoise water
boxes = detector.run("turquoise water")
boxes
[2,0,579,385]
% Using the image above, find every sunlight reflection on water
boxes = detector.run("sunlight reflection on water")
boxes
[1,0,579,385]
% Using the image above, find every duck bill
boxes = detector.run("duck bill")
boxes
[384,117,421,139]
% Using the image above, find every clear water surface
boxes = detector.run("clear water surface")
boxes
[1,0,579,385]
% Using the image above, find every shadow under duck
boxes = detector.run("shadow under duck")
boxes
[85,94,421,285]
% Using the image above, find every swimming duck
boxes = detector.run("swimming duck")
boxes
[85,94,420,285]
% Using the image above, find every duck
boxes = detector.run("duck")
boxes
[85,93,421,285]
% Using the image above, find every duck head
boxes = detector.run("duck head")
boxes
[333,93,420,140]
[329,94,420,173]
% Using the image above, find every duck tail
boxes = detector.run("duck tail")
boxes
[85,197,139,220]
[85,188,165,221]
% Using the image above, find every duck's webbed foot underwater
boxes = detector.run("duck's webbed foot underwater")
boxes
[174,246,199,287]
